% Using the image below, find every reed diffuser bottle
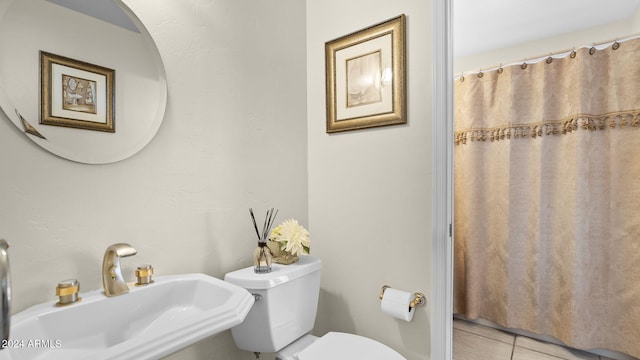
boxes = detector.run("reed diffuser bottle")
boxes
[253,242,272,273]
[250,208,278,273]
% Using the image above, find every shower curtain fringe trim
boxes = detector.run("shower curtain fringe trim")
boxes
[454,110,640,145]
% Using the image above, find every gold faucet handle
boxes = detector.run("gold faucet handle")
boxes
[56,279,80,306]
[135,264,154,286]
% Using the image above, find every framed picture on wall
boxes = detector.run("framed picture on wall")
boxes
[325,14,406,133]
[40,51,115,132]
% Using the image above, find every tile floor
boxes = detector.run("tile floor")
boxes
[453,319,617,360]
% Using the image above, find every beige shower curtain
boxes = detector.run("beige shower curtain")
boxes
[454,38,640,358]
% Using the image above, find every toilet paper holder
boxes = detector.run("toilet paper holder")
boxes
[379,285,425,308]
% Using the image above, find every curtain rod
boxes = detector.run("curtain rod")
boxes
[455,32,640,78]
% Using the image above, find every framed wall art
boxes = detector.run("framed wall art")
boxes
[325,14,406,133]
[40,51,115,132]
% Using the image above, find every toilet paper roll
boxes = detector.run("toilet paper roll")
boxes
[380,288,415,322]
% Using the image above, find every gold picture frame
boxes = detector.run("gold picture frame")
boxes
[325,14,406,133]
[40,51,115,132]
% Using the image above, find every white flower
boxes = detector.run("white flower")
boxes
[270,219,310,256]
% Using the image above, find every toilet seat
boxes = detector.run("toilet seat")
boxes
[296,332,405,360]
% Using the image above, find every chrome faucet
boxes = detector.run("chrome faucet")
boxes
[102,243,137,297]
[0,240,10,345]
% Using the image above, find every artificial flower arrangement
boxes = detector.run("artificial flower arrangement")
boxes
[269,219,310,264]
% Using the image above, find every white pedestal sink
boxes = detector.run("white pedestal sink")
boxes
[0,273,254,360]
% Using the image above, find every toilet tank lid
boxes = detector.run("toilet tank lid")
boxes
[297,332,406,360]
[224,255,321,290]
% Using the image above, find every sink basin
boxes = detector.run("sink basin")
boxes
[0,273,254,360]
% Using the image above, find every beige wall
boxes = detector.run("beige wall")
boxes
[1,0,436,359]
[306,1,432,360]
[0,0,307,359]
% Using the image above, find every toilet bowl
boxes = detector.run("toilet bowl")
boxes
[224,255,406,360]
[277,332,405,360]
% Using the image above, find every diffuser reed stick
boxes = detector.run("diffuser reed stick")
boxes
[249,208,278,243]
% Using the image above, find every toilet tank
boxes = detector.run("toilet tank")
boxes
[224,255,322,353]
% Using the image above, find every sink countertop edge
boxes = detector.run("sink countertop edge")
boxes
[108,286,255,360]
[5,273,255,360]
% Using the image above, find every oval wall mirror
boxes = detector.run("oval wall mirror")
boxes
[0,0,167,164]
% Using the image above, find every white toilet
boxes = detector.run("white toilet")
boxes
[224,255,405,360]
